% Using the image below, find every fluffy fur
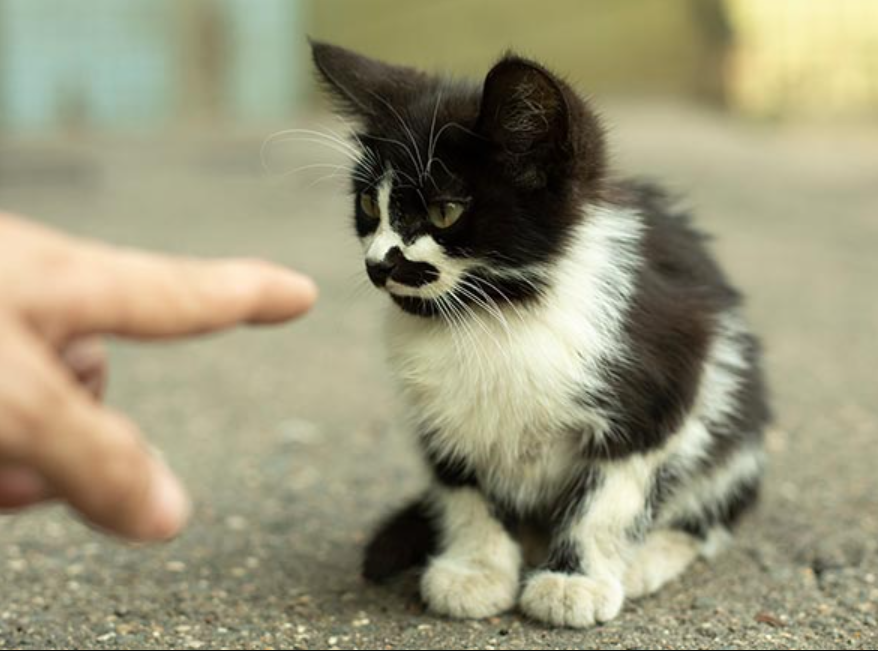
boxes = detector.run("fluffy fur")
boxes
[311,41,771,628]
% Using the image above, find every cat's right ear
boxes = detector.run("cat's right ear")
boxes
[476,56,573,190]
[310,40,427,123]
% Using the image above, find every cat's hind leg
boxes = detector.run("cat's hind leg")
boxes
[624,444,764,599]
[623,529,705,599]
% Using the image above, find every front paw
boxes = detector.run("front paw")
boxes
[421,556,520,619]
[520,571,624,628]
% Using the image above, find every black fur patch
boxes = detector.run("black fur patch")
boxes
[551,466,603,526]
[671,477,761,540]
[420,431,479,489]
[390,260,439,288]
[532,467,604,574]
[389,294,441,317]
[544,539,584,575]
[366,247,440,288]
[363,496,438,583]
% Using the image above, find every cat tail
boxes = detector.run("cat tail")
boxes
[363,494,438,583]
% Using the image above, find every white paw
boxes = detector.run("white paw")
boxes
[520,571,624,628]
[624,530,702,600]
[623,559,665,599]
[421,556,520,619]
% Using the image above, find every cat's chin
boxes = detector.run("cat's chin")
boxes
[389,294,442,318]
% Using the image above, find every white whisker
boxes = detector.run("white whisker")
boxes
[262,135,364,166]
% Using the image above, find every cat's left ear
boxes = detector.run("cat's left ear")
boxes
[476,56,572,189]
[310,39,428,124]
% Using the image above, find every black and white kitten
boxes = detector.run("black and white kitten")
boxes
[311,41,770,629]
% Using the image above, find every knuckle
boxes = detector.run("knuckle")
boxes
[19,246,80,305]
[2,375,68,451]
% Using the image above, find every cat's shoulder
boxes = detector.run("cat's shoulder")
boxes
[602,179,702,234]
[602,178,738,302]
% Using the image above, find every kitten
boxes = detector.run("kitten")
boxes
[311,41,770,628]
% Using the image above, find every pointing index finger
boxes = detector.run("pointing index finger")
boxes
[45,245,318,340]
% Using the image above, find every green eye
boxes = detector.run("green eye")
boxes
[359,193,380,219]
[428,201,466,229]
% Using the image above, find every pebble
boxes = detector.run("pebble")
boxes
[278,418,323,445]
[225,515,248,531]
[755,612,785,628]
[352,614,371,628]
[7,559,25,572]
[693,596,717,610]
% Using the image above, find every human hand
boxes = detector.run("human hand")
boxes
[0,212,317,541]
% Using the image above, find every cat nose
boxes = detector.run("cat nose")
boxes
[366,247,404,287]
[366,259,395,286]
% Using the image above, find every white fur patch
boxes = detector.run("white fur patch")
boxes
[697,313,752,427]
[363,175,402,264]
[565,456,655,580]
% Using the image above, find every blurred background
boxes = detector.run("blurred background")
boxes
[1,2,877,649]
[2,0,878,132]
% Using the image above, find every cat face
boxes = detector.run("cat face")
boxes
[311,41,607,316]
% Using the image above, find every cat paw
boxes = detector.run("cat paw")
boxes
[623,530,701,599]
[421,557,519,619]
[520,571,624,628]
[623,562,662,600]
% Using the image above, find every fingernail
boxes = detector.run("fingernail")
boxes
[143,460,191,541]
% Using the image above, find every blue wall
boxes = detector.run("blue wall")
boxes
[0,0,305,132]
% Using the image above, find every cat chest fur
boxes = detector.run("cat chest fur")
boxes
[384,209,644,508]
[386,302,604,508]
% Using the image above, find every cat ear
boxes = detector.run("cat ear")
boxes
[310,40,428,122]
[476,56,571,189]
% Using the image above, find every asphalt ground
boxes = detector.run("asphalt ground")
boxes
[0,103,876,649]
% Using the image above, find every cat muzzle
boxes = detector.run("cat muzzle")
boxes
[366,248,439,290]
